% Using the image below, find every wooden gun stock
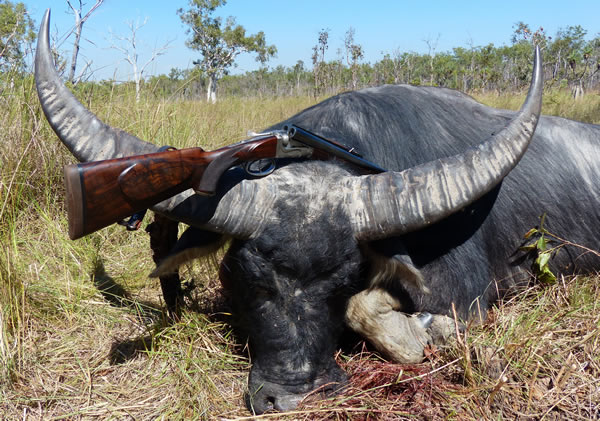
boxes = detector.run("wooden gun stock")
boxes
[65,136,279,240]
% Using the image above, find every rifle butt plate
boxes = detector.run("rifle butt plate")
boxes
[64,164,85,240]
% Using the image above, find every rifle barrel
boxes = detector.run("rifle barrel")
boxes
[289,125,386,173]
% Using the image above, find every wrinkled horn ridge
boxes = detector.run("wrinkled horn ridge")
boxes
[35,9,156,162]
[152,167,280,239]
[350,46,543,240]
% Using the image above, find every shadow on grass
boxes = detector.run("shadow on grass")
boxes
[108,334,155,364]
[92,257,162,316]
[91,257,169,365]
[91,254,234,365]
[91,258,132,308]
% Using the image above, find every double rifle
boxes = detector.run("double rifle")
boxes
[65,125,385,240]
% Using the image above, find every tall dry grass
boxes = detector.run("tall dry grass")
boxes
[0,78,317,418]
[0,77,598,419]
[475,89,600,124]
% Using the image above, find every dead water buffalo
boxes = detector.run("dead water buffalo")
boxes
[36,9,600,414]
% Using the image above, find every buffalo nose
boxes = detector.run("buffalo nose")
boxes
[246,385,303,414]
[245,365,348,414]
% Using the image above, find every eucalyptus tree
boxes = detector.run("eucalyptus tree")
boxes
[0,0,35,71]
[178,0,276,103]
[311,28,329,96]
[344,27,363,90]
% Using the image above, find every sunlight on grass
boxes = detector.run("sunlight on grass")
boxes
[474,89,600,124]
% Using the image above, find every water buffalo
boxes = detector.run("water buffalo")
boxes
[36,9,600,414]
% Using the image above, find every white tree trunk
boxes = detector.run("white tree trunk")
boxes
[68,10,82,83]
[572,82,584,100]
[109,16,170,103]
[132,61,140,103]
[207,74,218,103]
[66,0,104,85]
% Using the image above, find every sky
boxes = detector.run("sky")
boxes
[22,0,600,81]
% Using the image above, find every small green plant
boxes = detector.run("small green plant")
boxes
[521,213,600,283]
[521,214,558,283]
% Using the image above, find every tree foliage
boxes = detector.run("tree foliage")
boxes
[344,27,363,90]
[145,19,600,100]
[0,0,35,72]
[311,28,329,96]
[178,0,276,102]
[183,22,595,100]
[3,2,596,103]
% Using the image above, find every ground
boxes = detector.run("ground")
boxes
[1,87,599,419]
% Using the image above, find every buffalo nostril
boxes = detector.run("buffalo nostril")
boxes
[246,394,274,415]
[263,397,275,412]
[246,387,285,414]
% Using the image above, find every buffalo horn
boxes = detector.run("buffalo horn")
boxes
[35,9,157,162]
[347,46,543,240]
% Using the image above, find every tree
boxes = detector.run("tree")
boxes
[423,34,440,85]
[109,17,172,102]
[548,25,588,98]
[178,0,277,103]
[0,1,35,71]
[292,60,304,95]
[65,0,103,84]
[344,27,363,90]
[311,28,329,96]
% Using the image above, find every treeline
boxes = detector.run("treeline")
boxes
[1,0,599,101]
[141,24,600,100]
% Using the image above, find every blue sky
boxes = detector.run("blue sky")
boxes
[23,0,600,81]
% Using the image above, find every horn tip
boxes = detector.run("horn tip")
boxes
[41,8,50,27]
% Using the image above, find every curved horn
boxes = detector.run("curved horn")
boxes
[151,169,278,239]
[35,9,156,161]
[349,46,543,240]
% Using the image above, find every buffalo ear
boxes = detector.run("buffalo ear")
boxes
[363,246,430,294]
[149,227,227,278]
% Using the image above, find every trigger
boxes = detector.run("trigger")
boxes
[244,159,276,177]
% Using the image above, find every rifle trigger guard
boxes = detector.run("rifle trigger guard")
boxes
[244,159,276,177]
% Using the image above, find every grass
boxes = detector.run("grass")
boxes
[474,88,600,124]
[1,78,599,419]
